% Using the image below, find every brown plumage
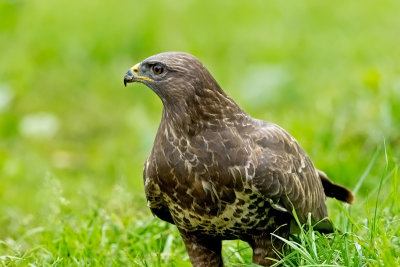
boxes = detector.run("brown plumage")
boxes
[123,52,354,266]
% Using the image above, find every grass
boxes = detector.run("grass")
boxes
[271,145,400,267]
[1,145,398,266]
[1,0,400,266]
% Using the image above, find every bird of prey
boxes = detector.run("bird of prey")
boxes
[123,52,353,266]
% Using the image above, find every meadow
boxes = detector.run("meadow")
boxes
[0,0,399,266]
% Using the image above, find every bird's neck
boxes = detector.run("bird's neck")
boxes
[160,88,246,136]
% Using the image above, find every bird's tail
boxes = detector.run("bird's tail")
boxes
[318,170,354,204]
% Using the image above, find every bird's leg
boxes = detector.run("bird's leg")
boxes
[248,225,289,266]
[249,235,281,266]
[180,231,223,267]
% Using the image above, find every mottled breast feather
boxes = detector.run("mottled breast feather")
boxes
[144,112,329,233]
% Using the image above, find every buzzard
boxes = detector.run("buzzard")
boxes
[123,52,353,266]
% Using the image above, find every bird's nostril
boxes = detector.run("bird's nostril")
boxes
[131,63,140,74]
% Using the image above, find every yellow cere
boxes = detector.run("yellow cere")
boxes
[130,63,154,82]
[131,63,140,74]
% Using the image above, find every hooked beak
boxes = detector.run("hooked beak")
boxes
[123,63,154,86]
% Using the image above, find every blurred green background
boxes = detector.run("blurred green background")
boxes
[1,0,399,265]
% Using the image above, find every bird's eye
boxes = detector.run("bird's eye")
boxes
[151,65,164,75]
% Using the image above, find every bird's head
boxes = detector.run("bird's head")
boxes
[123,52,222,103]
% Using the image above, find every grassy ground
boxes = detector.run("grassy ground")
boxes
[1,0,399,266]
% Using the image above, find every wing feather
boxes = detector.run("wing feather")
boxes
[251,121,328,223]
